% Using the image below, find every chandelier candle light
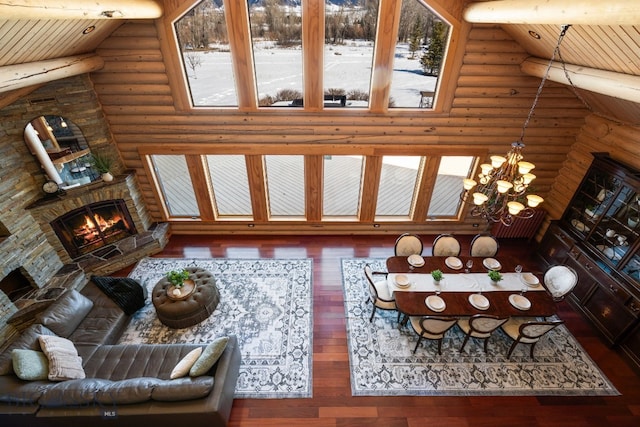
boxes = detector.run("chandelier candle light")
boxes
[461,25,572,226]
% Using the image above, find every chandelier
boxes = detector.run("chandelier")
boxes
[461,25,571,226]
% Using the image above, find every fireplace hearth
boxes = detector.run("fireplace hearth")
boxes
[51,199,137,259]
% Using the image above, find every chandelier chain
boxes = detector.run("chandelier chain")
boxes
[519,24,571,142]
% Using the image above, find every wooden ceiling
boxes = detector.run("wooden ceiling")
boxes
[0,0,638,124]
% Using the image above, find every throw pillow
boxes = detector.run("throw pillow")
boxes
[38,335,85,381]
[190,336,229,377]
[12,349,49,381]
[0,324,57,375]
[170,347,203,379]
[35,290,94,337]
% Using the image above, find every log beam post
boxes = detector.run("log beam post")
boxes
[521,57,640,103]
[0,0,163,20]
[0,54,105,93]
[464,0,640,25]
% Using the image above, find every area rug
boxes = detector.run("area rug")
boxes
[341,258,619,396]
[118,257,313,399]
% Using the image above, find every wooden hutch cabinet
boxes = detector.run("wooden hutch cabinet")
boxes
[539,153,640,372]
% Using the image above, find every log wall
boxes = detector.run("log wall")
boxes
[89,21,593,235]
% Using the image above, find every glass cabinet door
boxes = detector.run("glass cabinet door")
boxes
[588,184,637,267]
[566,169,622,237]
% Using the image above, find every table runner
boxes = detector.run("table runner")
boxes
[387,272,545,294]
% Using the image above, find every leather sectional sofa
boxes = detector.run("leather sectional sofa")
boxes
[0,279,241,427]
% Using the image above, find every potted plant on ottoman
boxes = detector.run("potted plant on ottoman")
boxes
[166,269,192,298]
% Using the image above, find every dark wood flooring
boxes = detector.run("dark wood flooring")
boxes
[115,234,640,427]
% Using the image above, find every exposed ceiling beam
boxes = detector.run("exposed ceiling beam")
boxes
[464,0,640,25]
[521,57,640,104]
[0,0,163,20]
[0,54,105,93]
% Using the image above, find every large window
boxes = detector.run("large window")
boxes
[151,155,199,217]
[427,156,475,218]
[375,156,423,217]
[150,153,477,222]
[206,155,252,217]
[323,1,378,108]
[174,0,452,110]
[265,155,305,217]
[250,1,303,107]
[174,1,238,107]
[323,155,364,216]
[389,0,450,109]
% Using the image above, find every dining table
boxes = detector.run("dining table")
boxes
[385,255,557,319]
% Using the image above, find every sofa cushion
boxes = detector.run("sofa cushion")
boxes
[38,335,85,381]
[170,347,202,379]
[35,290,94,338]
[0,324,57,376]
[94,377,159,404]
[38,378,110,407]
[152,376,215,401]
[190,336,229,377]
[12,349,49,381]
[0,375,50,404]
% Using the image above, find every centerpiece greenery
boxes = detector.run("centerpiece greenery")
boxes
[488,270,503,283]
[166,269,190,288]
[431,269,443,283]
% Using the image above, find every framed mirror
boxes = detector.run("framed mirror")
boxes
[24,115,100,189]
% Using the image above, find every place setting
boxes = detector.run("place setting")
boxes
[483,257,502,270]
[445,256,463,270]
[468,289,490,310]
[425,287,446,312]
[394,273,412,289]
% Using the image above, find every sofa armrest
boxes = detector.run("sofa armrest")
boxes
[207,334,241,425]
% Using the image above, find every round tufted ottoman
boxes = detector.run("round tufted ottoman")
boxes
[152,267,220,328]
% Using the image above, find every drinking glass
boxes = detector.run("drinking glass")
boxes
[465,259,473,273]
[515,264,523,279]
[520,287,527,296]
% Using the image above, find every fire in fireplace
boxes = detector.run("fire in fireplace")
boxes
[51,199,137,259]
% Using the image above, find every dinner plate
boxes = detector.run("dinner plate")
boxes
[394,274,410,288]
[408,254,425,267]
[445,256,463,270]
[571,219,591,233]
[425,295,446,312]
[509,294,531,311]
[468,293,490,310]
[521,273,540,287]
[483,258,501,270]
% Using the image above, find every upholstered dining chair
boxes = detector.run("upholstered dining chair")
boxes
[394,233,423,256]
[432,234,461,257]
[409,315,458,354]
[469,234,499,257]
[364,264,398,322]
[501,318,565,359]
[458,314,509,353]
[543,265,578,301]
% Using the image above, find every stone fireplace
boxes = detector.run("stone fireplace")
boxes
[27,172,170,276]
[51,199,137,259]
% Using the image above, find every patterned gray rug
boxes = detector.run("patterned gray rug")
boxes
[342,258,619,396]
[118,257,313,399]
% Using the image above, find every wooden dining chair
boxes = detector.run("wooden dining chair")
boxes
[501,318,565,358]
[394,233,423,257]
[364,264,398,322]
[458,314,509,353]
[409,316,458,354]
[432,234,461,256]
[469,234,499,257]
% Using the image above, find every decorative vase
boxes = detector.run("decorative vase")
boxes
[101,172,114,182]
[172,288,182,297]
[490,279,500,286]
[628,217,639,228]
[433,279,441,286]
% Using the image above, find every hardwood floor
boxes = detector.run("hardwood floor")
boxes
[116,234,640,427]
